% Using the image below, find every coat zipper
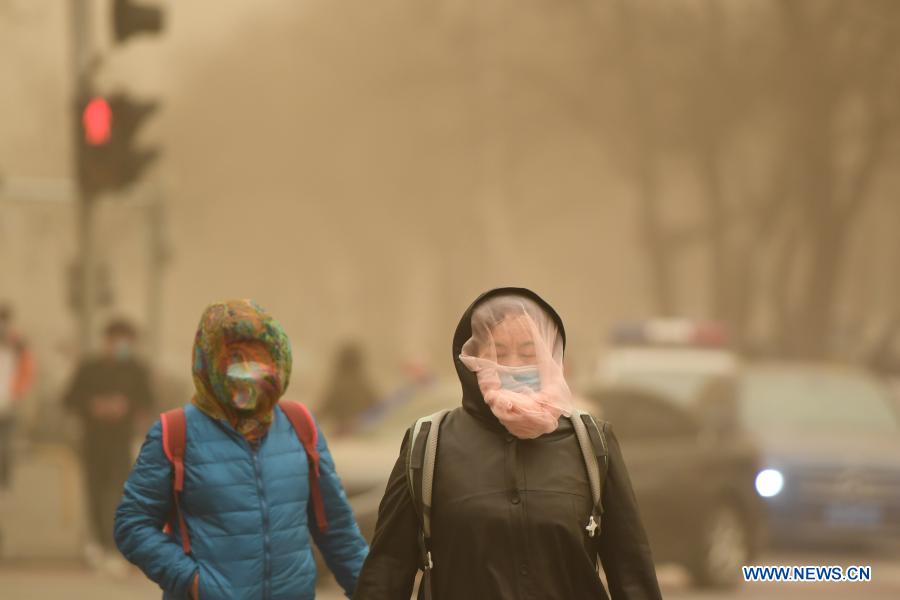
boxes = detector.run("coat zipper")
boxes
[251,447,272,600]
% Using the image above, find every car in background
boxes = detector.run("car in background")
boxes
[325,383,458,541]
[584,385,764,589]
[731,364,900,551]
[599,318,739,407]
[598,322,900,554]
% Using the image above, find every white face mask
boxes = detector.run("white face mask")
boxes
[226,361,273,411]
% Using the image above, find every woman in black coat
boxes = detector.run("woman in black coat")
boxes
[354,288,662,600]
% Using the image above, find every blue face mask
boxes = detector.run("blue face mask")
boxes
[498,366,541,392]
[114,341,133,362]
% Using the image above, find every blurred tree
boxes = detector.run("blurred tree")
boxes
[770,0,900,357]
[589,0,900,359]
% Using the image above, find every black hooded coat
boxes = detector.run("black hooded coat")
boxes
[353,288,662,600]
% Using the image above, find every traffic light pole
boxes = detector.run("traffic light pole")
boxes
[72,0,98,354]
[145,183,168,361]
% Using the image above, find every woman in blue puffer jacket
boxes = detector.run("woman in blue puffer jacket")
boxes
[115,299,368,599]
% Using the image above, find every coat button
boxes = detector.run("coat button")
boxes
[505,434,515,443]
[511,494,520,505]
[519,564,529,576]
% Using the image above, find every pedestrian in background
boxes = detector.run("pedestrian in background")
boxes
[63,317,154,573]
[0,303,36,556]
[0,304,36,492]
[318,341,380,436]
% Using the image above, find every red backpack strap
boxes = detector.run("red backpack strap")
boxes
[160,407,191,554]
[279,400,329,533]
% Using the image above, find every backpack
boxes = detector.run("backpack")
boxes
[159,400,328,555]
[404,409,609,599]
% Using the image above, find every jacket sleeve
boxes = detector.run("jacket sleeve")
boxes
[131,362,156,412]
[352,430,419,600]
[310,422,371,598]
[62,363,89,415]
[114,420,198,598]
[596,424,663,600]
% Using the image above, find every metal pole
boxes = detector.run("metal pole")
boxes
[145,182,168,363]
[72,0,97,354]
[472,0,514,280]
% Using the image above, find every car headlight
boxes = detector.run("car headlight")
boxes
[755,468,784,498]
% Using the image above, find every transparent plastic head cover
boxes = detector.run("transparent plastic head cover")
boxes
[459,294,573,438]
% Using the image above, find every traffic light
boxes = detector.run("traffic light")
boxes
[113,0,165,43]
[82,97,112,145]
[77,92,160,197]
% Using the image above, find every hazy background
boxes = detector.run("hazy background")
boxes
[2,1,900,598]
[4,1,900,398]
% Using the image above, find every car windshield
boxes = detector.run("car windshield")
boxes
[602,348,737,407]
[611,371,717,407]
[739,370,900,434]
[349,384,457,440]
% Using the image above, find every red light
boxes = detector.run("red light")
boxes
[83,97,112,146]
[693,322,729,347]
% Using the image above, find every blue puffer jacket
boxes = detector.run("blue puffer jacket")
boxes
[115,404,369,600]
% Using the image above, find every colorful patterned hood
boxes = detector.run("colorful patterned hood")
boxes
[190,299,292,441]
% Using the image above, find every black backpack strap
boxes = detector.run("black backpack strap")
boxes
[405,409,451,581]
[571,410,610,538]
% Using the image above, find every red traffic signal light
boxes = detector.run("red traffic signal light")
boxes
[77,92,160,197]
[82,97,112,146]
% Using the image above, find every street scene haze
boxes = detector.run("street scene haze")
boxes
[2,0,900,598]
